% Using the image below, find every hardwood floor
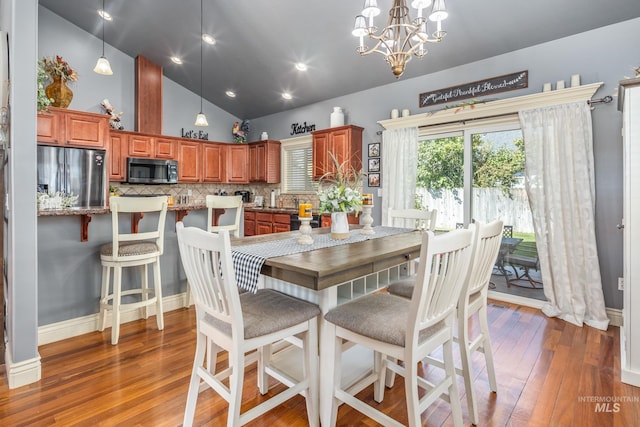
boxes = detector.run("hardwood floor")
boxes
[1,300,638,426]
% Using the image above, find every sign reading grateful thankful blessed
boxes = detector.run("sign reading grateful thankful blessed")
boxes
[418,70,529,108]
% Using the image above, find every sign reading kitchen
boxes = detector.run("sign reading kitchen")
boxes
[290,121,316,135]
[419,71,528,108]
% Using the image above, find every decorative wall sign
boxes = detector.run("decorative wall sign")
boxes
[181,128,209,141]
[290,121,316,135]
[419,70,528,108]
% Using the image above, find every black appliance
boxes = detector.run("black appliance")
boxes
[290,214,321,230]
[234,190,250,203]
[127,157,178,184]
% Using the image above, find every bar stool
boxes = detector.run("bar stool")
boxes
[99,196,168,344]
[206,194,243,237]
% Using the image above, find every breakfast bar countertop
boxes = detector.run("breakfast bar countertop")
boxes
[37,203,208,216]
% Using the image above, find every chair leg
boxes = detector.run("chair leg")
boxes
[111,265,122,345]
[373,351,386,403]
[99,265,110,332]
[303,320,319,427]
[183,331,207,427]
[404,354,420,427]
[154,259,164,330]
[479,304,498,392]
[443,338,464,427]
[385,357,397,388]
[142,264,150,319]
[227,349,245,427]
[458,306,478,425]
[257,343,272,395]
[327,334,342,427]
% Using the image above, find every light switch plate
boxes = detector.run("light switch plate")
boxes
[377,188,382,197]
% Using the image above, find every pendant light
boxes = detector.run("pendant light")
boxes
[195,0,208,126]
[93,0,113,75]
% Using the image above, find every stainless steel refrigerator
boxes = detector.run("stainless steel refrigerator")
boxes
[37,146,107,208]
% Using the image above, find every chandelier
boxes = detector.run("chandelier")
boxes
[352,0,449,78]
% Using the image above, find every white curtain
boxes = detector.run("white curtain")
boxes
[381,127,418,225]
[519,102,609,330]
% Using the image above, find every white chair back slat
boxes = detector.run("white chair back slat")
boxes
[463,220,504,298]
[176,223,239,326]
[410,228,474,335]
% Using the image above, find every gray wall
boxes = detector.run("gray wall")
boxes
[250,18,640,310]
[38,5,239,141]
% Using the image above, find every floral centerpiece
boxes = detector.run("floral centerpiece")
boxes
[318,152,365,239]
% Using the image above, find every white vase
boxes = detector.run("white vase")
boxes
[331,212,350,239]
[330,107,344,128]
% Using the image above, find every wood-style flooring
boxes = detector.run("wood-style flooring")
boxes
[1,300,638,426]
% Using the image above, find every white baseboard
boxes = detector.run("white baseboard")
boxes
[4,343,41,389]
[38,293,188,346]
[488,291,622,327]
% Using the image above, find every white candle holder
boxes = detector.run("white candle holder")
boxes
[297,217,314,245]
[360,205,374,235]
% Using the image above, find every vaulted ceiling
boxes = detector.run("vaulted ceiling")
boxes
[39,0,640,119]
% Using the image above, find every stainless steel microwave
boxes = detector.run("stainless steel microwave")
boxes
[127,157,178,184]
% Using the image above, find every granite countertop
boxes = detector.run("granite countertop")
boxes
[37,203,208,216]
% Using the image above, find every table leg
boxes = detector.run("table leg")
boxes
[318,288,338,427]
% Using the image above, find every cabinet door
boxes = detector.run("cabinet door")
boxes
[108,132,127,181]
[312,131,330,180]
[265,140,281,183]
[155,137,177,159]
[37,110,63,145]
[226,144,249,183]
[178,140,201,182]
[256,212,273,235]
[202,143,225,182]
[249,144,265,182]
[273,223,291,233]
[65,112,108,148]
[244,211,256,236]
[128,134,154,158]
[273,213,291,233]
[330,128,351,169]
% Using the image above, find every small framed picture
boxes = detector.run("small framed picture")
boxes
[368,158,380,172]
[368,142,380,157]
[368,173,380,187]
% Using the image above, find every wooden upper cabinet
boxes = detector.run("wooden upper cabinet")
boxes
[128,134,154,158]
[108,131,127,182]
[226,144,249,183]
[177,140,201,182]
[154,137,177,159]
[312,125,363,180]
[37,109,63,145]
[65,111,108,148]
[202,143,225,182]
[249,140,281,183]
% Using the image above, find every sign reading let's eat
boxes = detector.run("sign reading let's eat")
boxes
[419,70,528,108]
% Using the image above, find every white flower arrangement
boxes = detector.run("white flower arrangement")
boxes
[37,191,78,209]
[317,152,364,214]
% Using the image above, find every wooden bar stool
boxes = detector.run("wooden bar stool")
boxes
[99,196,168,344]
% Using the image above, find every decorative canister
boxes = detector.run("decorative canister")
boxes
[261,131,269,140]
[330,107,345,127]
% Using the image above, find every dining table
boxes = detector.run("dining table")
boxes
[231,225,423,425]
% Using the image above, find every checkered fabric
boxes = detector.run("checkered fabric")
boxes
[231,226,411,292]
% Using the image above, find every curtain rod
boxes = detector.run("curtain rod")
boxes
[375,96,614,135]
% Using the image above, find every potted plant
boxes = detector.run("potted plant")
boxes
[317,152,364,239]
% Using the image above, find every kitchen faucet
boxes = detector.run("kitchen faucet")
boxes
[293,197,299,209]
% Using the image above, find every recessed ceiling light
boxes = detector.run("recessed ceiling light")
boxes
[98,9,112,21]
[225,90,236,98]
[282,92,292,100]
[295,62,307,71]
[202,34,216,45]
[170,56,183,65]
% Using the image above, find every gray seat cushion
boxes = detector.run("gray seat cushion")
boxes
[324,293,444,347]
[207,289,321,339]
[387,277,416,299]
[100,241,159,257]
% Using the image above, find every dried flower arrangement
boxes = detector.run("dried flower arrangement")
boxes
[41,55,79,82]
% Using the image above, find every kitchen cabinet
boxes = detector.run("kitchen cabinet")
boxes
[226,144,249,183]
[128,134,154,158]
[244,211,256,237]
[177,140,201,182]
[312,125,363,180]
[202,143,225,182]
[251,211,291,235]
[108,131,127,182]
[154,137,177,159]
[273,213,291,233]
[256,212,274,235]
[37,107,108,149]
[249,140,281,183]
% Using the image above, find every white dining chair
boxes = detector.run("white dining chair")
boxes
[387,208,437,275]
[206,194,243,237]
[323,228,474,427]
[388,219,504,425]
[99,195,168,345]
[176,222,320,427]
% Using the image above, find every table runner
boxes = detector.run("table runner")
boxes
[232,226,412,292]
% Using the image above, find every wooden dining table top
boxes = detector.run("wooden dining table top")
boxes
[232,226,423,291]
